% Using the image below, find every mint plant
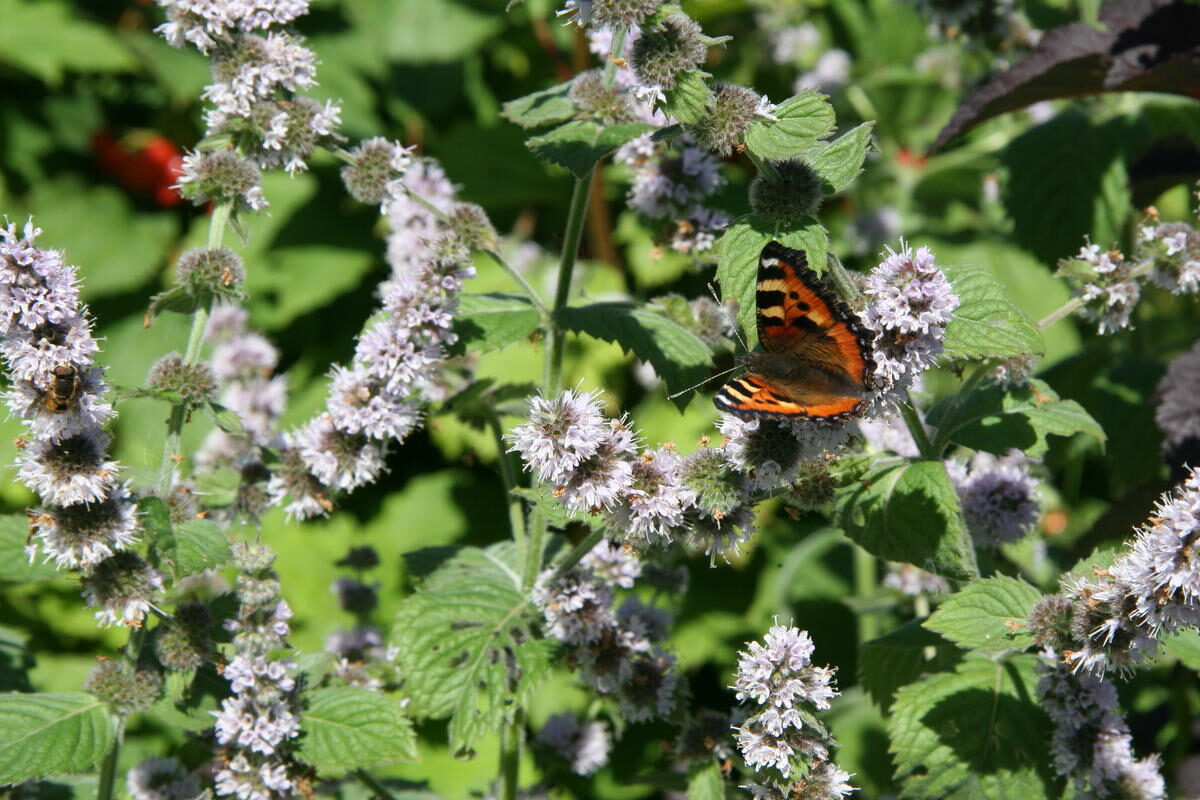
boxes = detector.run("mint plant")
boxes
[1,1,1198,799]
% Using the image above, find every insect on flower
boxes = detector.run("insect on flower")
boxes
[43,363,80,414]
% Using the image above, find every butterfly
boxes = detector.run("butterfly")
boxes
[714,241,874,421]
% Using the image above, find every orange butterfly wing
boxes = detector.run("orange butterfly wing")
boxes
[714,242,874,421]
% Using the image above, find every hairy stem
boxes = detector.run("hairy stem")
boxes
[95,718,124,800]
[549,527,606,584]
[898,393,935,459]
[928,358,995,458]
[854,545,879,643]
[500,713,522,800]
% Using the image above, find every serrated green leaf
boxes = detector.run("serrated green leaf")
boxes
[834,460,978,582]
[860,620,959,710]
[556,302,712,404]
[924,576,1042,654]
[453,293,541,353]
[526,120,654,178]
[686,761,726,800]
[165,520,231,579]
[298,687,417,774]
[391,543,553,752]
[889,655,1058,799]
[0,0,135,84]
[928,378,1105,457]
[941,265,1044,361]
[501,83,577,129]
[715,216,828,348]
[0,515,59,583]
[0,693,115,784]
[137,496,173,550]
[663,70,711,125]
[1001,111,1132,263]
[147,286,199,320]
[743,91,836,161]
[804,122,874,194]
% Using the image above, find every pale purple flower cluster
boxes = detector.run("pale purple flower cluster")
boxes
[882,562,948,596]
[155,0,309,52]
[732,624,853,797]
[859,241,958,407]
[0,222,155,623]
[509,389,695,539]
[855,411,920,457]
[270,235,473,519]
[615,133,730,254]
[157,0,342,179]
[196,304,287,470]
[532,539,678,723]
[1037,664,1165,800]
[126,756,202,800]
[1154,339,1200,462]
[1143,221,1200,294]
[1071,244,1142,335]
[214,542,301,800]
[383,159,458,292]
[1109,467,1200,635]
[719,414,849,492]
[537,712,612,776]
[946,449,1040,549]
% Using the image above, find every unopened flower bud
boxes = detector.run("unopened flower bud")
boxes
[630,14,707,90]
[749,159,825,222]
[690,84,762,157]
[341,137,411,205]
[148,353,218,408]
[176,247,246,304]
[84,660,163,715]
[569,70,635,125]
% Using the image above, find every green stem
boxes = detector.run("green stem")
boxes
[500,715,521,800]
[544,173,594,396]
[823,253,860,305]
[929,358,995,457]
[602,27,628,88]
[854,546,878,643]
[95,718,124,800]
[549,527,606,584]
[897,393,935,460]
[487,408,527,559]
[354,769,399,800]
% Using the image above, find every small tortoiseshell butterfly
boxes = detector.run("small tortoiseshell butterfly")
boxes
[714,241,874,421]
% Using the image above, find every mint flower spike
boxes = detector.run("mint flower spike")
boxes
[732,623,854,797]
[1038,665,1165,800]
[1,220,153,624]
[946,449,1040,549]
[537,713,612,776]
[860,240,958,410]
[155,0,311,53]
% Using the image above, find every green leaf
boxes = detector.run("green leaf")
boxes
[804,122,874,194]
[526,120,654,178]
[924,576,1042,654]
[391,543,553,752]
[0,693,115,784]
[0,515,59,583]
[941,265,1044,361]
[860,620,958,710]
[928,378,1106,457]
[164,520,231,579]
[1162,629,1200,671]
[662,70,711,125]
[137,496,173,550]
[743,91,836,161]
[204,403,246,436]
[556,302,712,403]
[834,460,978,582]
[889,655,1058,799]
[501,83,577,129]
[1001,111,1132,263]
[298,687,418,774]
[686,761,726,800]
[345,0,502,64]
[0,0,135,84]
[453,293,540,353]
[26,177,176,300]
[715,216,828,348]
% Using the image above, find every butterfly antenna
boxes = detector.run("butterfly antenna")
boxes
[708,281,749,353]
[667,363,743,400]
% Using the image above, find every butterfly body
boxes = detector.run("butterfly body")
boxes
[714,242,874,421]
